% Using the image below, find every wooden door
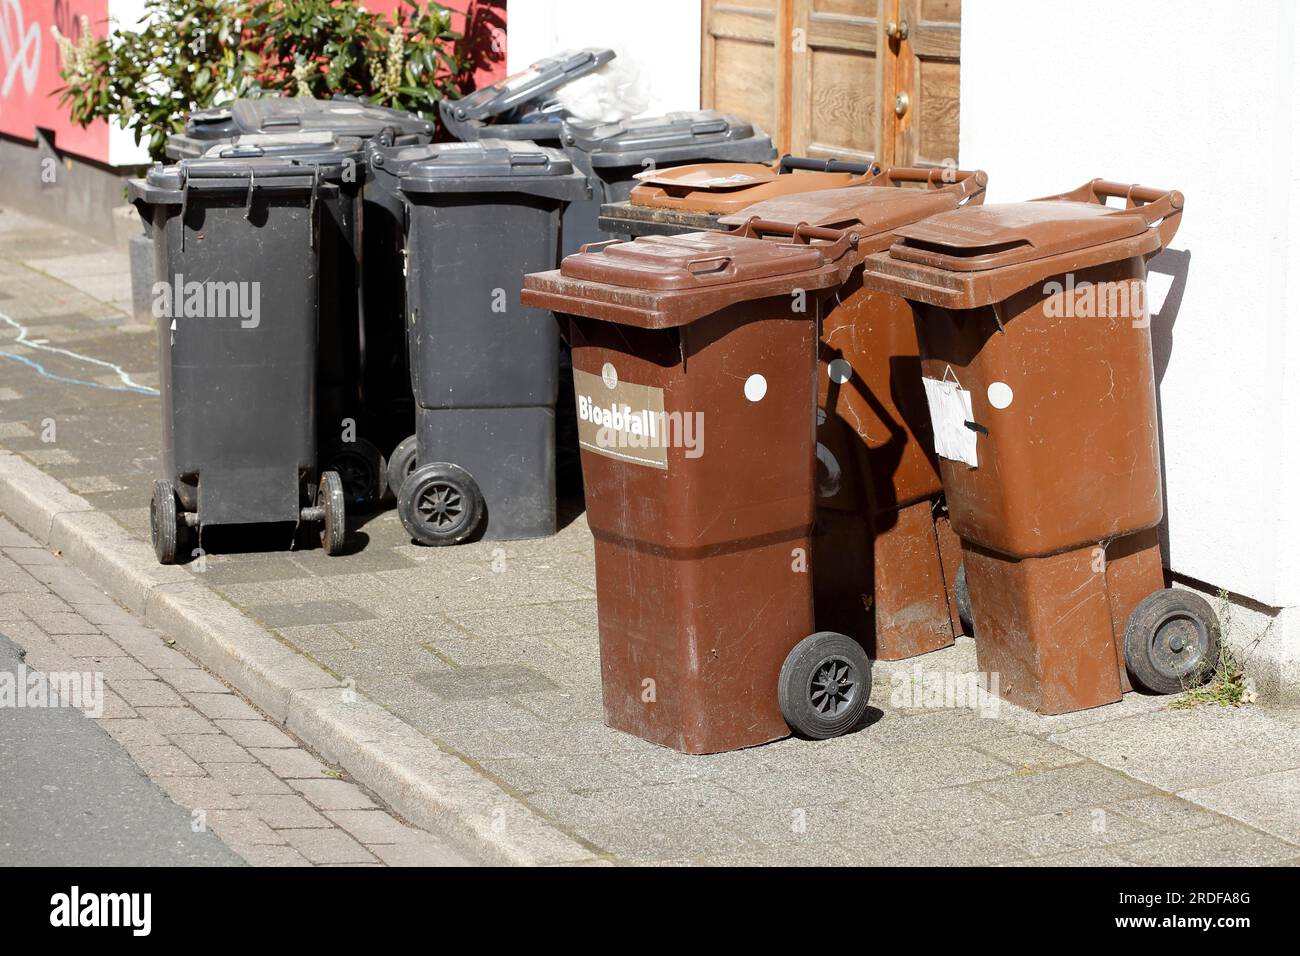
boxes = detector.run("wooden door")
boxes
[701,0,960,167]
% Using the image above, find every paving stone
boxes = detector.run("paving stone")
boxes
[153,667,229,694]
[279,828,377,864]
[33,613,102,636]
[205,762,293,796]
[249,747,330,779]
[109,678,185,707]
[1051,706,1300,791]
[249,600,376,628]
[291,779,377,811]
[101,625,193,668]
[1182,768,1300,844]
[1114,822,1300,866]
[1106,794,1228,834]
[69,602,138,627]
[974,763,1155,815]
[98,717,169,748]
[973,734,1087,771]
[136,705,219,736]
[205,810,287,847]
[369,841,468,867]
[215,719,296,749]
[228,844,312,867]
[131,744,206,778]
[247,794,332,829]
[5,547,62,567]
[184,692,262,720]
[171,734,256,765]
[324,810,428,844]
[73,655,154,682]
[156,776,251,812]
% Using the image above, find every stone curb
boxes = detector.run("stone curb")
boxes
[0,450,597,866]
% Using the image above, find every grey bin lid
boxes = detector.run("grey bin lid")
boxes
[563,110,776,168]
[376,139,589,200]
[132,153,334,204]
[441,47,615,125]
[182,96,434,142]
[200,132,367,180]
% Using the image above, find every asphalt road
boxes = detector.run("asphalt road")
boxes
[0,631,241,867]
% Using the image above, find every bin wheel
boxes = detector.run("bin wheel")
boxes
[954,562,975,636]
[397,462,483,547]
[386,434,419,500]
[1124,589,1220,695]
[150,479,181,566]
[324,438,385,515]
[778,632,873,740]
[318,471,348,556]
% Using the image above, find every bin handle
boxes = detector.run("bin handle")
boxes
[778,154,881,177]
[685,256,733,276]
[732,217,861,260]
[1038,179,1184,250]
[576,238,624,254]
[875,166,988,205]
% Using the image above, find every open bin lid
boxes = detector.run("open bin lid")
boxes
[717,169,988,247]
[377,139,589,200]
[439,48,615,135]
[563,111,776,167]
[522,228,858,328]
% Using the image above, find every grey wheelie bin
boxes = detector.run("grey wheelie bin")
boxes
[365,138,587,545]
[166,97,436,466]
[558,111,776,254]
[439,47,615,143]
[129,145,359,564]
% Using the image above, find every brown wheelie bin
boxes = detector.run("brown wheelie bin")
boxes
[598,154,883,237]
[521,225,864,753]
[716,168,988,661]
[857,180,1220,714]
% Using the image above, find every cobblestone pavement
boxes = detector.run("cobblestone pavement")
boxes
[0,514,469,866]
[3,205,1300,865]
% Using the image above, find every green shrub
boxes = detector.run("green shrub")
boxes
[54,0,467,161]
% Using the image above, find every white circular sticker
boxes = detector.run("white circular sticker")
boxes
[987,381,1014,409]
[744,374,768,402]
[827,359,853,384]
[601,362,618,389]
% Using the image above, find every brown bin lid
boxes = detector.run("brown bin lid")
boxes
[630,163,871,214]
[889,201,1152,271]
[559,233,831,291]
[523,230,858,328]
[718,185,962,237]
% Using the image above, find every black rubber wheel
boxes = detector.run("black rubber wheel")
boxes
[324,437,385,515]
[1124,588,1220,695]
[318,471,348,556]
[397,462,483,547]
[954,562,974,636]
[150,479,180,565]
[386,434,419,501]
[778,632,873,739]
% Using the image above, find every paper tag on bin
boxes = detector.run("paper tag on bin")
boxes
[922,376,978,467]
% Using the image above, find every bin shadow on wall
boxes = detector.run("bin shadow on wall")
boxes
[1146,246,1191,572]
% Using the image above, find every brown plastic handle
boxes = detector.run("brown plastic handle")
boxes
[731,217,861,260]
[874,166,989,206]
[1040,179,1184,250]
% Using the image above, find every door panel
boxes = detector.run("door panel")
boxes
[701,0,959,168]
[791,0,881,161]
[701,1,786,147]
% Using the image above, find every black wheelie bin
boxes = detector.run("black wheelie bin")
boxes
[366,138,588,545]
[129,141,363,564]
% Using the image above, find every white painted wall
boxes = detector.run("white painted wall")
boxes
[106,0,152,166]
[506,0,702,116]
[961,0,1300,611]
